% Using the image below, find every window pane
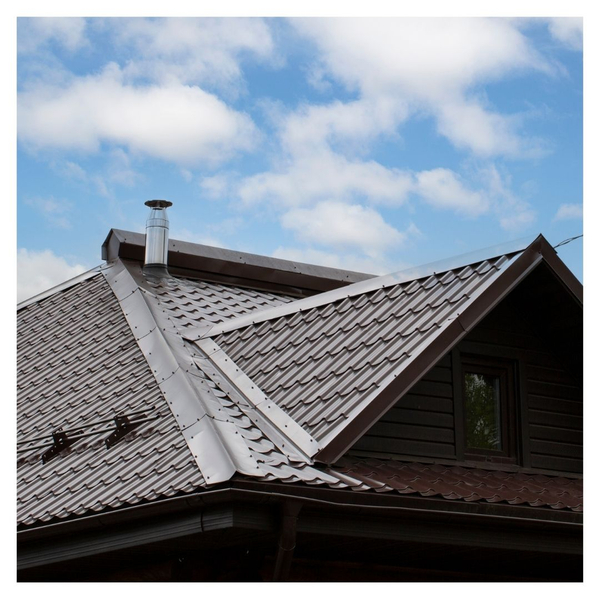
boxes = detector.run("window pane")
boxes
[464,372,502,450]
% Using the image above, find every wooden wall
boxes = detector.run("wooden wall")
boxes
[350,279,583,475]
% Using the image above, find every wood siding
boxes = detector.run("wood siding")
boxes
[460,299,583,474]
[350,289,582,475]
[351,353,456,459]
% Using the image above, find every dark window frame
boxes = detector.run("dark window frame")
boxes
[457,354,520,465]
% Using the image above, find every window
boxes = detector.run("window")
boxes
[461,357,518,463]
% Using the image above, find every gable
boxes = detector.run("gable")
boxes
[348,263,583,474]
[205,251,524,463]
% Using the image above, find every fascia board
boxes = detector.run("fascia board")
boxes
[537,237,583,305]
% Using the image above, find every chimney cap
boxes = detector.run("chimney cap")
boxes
[145,199,173,209]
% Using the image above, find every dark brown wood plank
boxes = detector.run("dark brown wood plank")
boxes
[530,439,583,459]
[396,394,453,413]
[527,381,582,402]
[365,422,455,444]
[353,435,455,459]
[379,408,455,428]
[529,409,582,431]
[530,454,583,474]
[528,395,583,415]
[527,364,579,386]
[405,379,453,399]
[529,424,583,445]
[418,365,452,384]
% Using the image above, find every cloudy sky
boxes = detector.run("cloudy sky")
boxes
[16,16,583,302]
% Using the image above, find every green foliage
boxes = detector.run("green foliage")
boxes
[464,373,501,450]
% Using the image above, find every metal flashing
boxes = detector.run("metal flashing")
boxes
[193,337,320,460]
[200,236,533,339]
[102,259,237,484]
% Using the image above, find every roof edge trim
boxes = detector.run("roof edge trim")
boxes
[17,266,103,310]
[199,235,534,340]
[102,228,373,293]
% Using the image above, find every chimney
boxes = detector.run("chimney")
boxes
[143,199,172,276]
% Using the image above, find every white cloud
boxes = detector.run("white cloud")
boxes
[106,148,143,187]
[53,160,88,182]
[435,99,545,159]
[17,249,88,303]
[480,164,536,231]
[18,17,88,54]
[272,246,403,276]
[280,97,409,156]
[201,173,236,200]
[239,150,414,207]
[18,64,259,166]
[414,168,489,217]
[546,18,583,51]
[113,17,275,91]
[554,203,583,221]
[180,169,194,183]
[292,18,554,158]
[280,201,412,258]
[24,196,73,229]
[169,228,225,248]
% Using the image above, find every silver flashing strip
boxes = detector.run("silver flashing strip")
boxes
[102,259,239,485]
[17,266,103,310]
[194,337,320,461]
[198,236,532,340]
[125,261,265,478]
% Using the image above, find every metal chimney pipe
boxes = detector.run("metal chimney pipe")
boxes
[143,199,172,275]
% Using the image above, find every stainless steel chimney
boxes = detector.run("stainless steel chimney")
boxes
[143,199,172,275]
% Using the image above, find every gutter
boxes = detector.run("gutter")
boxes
[17,481,582,572]
[18,478,582,542]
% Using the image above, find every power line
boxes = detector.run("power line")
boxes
[553,234,583,250]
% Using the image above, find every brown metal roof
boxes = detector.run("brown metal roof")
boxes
[17,261,355,527]
[17,234,583,529]
[17,272,205,526]
[328,458,583,511]
[207,253,523,461]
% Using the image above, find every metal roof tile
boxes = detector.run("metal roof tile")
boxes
[18,238,584,528]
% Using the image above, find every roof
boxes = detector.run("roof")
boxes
[17,233,583,529]
[102,228,373,295]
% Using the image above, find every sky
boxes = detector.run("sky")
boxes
[15,15,584,302]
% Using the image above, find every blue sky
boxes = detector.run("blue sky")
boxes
[16,16,584,302]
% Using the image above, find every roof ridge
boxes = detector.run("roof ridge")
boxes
[103,258,253,485]
[189,235,534,342]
